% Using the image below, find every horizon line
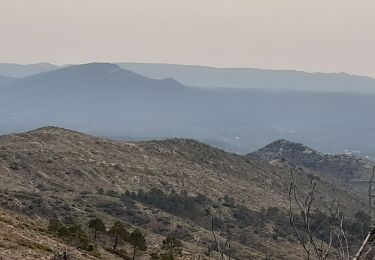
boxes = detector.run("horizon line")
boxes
[0,61,373,79]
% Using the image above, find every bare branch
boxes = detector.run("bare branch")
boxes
[369,166,375,226]
[211,217,230,260]
[288,169,352,260]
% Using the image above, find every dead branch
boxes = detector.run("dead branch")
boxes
[288,170,350,260]
[211,217,231,260]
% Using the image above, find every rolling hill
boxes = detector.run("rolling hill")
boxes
[0,207,111,260]
[0,127,371,259]
[247,139,374,193]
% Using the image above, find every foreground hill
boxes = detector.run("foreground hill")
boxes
[247,139,374,193]
[0,127,370,259]
[0,208,111,259]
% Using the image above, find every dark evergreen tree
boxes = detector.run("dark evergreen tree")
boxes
[88,218,106,242]
[109,221,129,250]
[161,236,183,260]
[129,229,147,260]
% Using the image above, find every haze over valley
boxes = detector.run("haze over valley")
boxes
[1,62,375,157]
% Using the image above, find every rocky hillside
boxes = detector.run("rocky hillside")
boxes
[0,207,118,260]
[0,128,370,259]
[247,139,374,192]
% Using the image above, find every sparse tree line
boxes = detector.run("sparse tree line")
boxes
[48,218,183,260]
[95,187,373,259]
[288,168,375,260]
[4,183,374,259]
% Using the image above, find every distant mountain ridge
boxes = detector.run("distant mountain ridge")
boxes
[2,62,375,93]
[0,62,193,137]
[0,74,16,85]
[8,63,184,90]
[2,62,375,156]
[117,62,375,93]
[0,62,59,77]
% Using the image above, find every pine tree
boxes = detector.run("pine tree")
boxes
[129,229,147,260]
[88,218,106,242]
[109,221,129,251]
[161,236,183,260]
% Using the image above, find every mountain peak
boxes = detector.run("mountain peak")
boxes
[248,139,372,181]
[27,126,78,134]
[7,62,186,92]
[74,62,119,69]
[54,62,122,74]
[252,139,317,157]
[23,126,90,140]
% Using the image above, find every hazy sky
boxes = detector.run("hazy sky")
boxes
[1,0,375,76]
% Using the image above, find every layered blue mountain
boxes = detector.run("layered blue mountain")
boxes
[0,75,16,85]
[3,62,375,93]
[0,63,189,133]
[1,62,375,156]
[117,63,375,93]
[0,62,59,78]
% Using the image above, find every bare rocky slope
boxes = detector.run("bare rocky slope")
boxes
[0,127,370,259]
[0,208,114,260]
[247,139,374,193]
